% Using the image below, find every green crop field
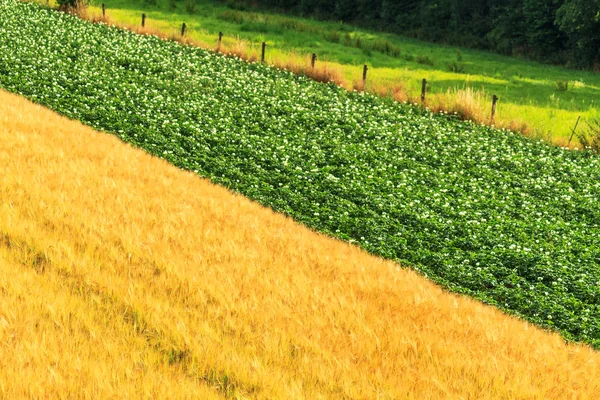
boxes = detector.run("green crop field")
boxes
[79,0,600,143]
[2,0,600,348]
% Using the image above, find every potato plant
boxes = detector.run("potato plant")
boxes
[1,0,600,346]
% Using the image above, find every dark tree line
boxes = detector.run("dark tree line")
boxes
[228,0,600,69]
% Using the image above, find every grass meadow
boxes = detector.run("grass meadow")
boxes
[2,87,600,398]
[80,0,600,145]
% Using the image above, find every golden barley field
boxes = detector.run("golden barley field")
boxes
[1,89,600,399]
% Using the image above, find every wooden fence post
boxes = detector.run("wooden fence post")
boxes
[491,95,499,124]
[141,13,146,28]
[568,116,582,145]
[217,31,223,50]
[362,64,368,86]
[311,53,317,69]
[181,23,186,37]
[421,78,427,103]
[102,3,105,17]
[261,42,266,63]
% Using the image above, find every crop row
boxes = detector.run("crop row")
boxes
[1,0,600,346]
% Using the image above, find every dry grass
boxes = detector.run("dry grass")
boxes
[429,88,490,123]
[86,11,345,88]
[274,53,348,87]
[217,40,259,63]
[85,11,215,49]
[424,88,521,133]
[2,91,600,398]
[424,88,584,149]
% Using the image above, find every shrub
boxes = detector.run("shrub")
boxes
[323,30,340,43]
[343,32,352,46]
[447,61,466,73]
[56,0,87,17]
[184,0,196,14]
[556,80,569,91]
[168,0,177,12]
[56,0,85,10]
[56,0,75,8]
[371,39,401,57]
[240,21,274,33]
[415,55,434,66]
[218,10,244,23]
[578,119,600,154]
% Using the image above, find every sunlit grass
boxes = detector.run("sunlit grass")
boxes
[2,89,600,398]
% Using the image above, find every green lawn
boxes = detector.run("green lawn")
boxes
[89,0,599,142]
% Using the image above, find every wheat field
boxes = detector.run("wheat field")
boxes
[1,89,599,398]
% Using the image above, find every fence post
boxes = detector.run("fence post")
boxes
[141,13,146,28]
[217,31,223,50]
[491,95,499,124]
[421,78,427,103]
[181,23,186,37]
[362,64,368,86]
[568,116,582,145]
[102,3,105,17]
[311,53,317,69]
[261,42,266,63]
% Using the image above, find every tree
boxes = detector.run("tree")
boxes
[556,0,600,67]
[334,0,359,21]
[380,0,420,30]
[234,0,600,68]
[56,0,79,9]
[522,0,566,62]
[487,0,527,55]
